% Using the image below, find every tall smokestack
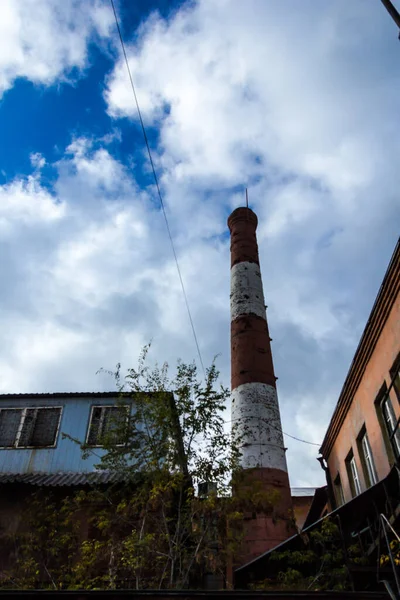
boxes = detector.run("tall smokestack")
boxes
[228,206,293,562]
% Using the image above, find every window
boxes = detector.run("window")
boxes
[0,407,62,448]
[0,409,21,447]
[390,353,400,403]
[334,473,345,507]
[358,429,378,487]
[87,405,129,446]
[375,384,400,465]
[382,396,400,457]
[346,451,361,497]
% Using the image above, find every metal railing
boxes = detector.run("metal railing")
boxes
[378,514,400,598]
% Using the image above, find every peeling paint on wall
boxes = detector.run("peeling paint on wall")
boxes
[231,382,287,471]
[230,261,266,321]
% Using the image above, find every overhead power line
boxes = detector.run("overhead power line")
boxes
[108,4,324,444]
[109,0,205,377]
[279,428,321,447]
[227,417,321,447]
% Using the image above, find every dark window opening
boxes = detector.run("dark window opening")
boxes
[334,473,345,507]
[0,407,62,448]
[0,409,21,447]
[87,406,129,446]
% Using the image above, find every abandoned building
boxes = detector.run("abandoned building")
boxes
[0,392,133,476]
[320,237,400,505]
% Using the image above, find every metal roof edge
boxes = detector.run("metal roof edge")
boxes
[320,237,400,458]
[0,391,174,400]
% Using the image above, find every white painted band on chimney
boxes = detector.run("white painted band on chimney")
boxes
[230,261,266,322]
[231,382,288,472]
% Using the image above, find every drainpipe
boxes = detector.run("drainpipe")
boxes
[317,455,336,511]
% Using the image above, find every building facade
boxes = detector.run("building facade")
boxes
[235,238,400,591]
[290,487,316,531]
[0,392,133,475]
[320,239,400,507]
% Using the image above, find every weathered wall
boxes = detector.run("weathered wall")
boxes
[228,208,288,476]
[228,207,294,564]
[292,496,314,531]
[0,396,133,474]
[326,295,400,502]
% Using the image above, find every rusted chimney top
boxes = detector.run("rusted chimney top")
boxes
[228,207,259,268]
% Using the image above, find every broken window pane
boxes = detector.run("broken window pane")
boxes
[17,409,36,447]
[0,407,61,448]
[30,408,61,447]
[87,406,129,446]
[17,408,62,448]
[87,407,103,446]
[0,409,22,447]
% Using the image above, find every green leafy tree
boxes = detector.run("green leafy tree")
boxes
[2,346,247,590]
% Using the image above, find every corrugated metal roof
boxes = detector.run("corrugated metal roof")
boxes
[0,471,124,487]
[0,392,173,403]
[290,487,316,497]
[0,477,319,492]
[0,392,130,400]
[0,392,173,400]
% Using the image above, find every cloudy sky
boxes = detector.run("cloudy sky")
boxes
[1,0,399,486]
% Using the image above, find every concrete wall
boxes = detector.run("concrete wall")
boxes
[0,396,133,474]
[327,296,400,502]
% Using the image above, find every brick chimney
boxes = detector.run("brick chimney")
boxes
[228,206,294,563]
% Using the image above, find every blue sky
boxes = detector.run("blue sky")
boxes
[0,0,183,183]
[0,0,399,486]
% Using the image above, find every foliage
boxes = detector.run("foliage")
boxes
[250,517,366,592]
[96,344,241,493]
[1,346,249,590]
[380,537,400,568]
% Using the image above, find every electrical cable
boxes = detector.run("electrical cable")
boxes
[110,0,206,378]
[109,3,325,441]
[277,428,321,447]
[226,417,321,447]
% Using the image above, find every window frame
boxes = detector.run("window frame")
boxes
[0,406,63,449]
[357,427,378,488]
[389,352,400,404]
[375,383,399,466]
[346,450,361,497]
[381,396,400,457]
[86,404,130,448]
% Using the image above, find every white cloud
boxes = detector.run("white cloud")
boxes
[0,174,64,231]
[103,0,400,484]
[0,0,114,96]
[0,137,228,400]
[30,153,46,170]
[1,0,400,487]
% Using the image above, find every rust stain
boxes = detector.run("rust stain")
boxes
[231,316,276,389]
